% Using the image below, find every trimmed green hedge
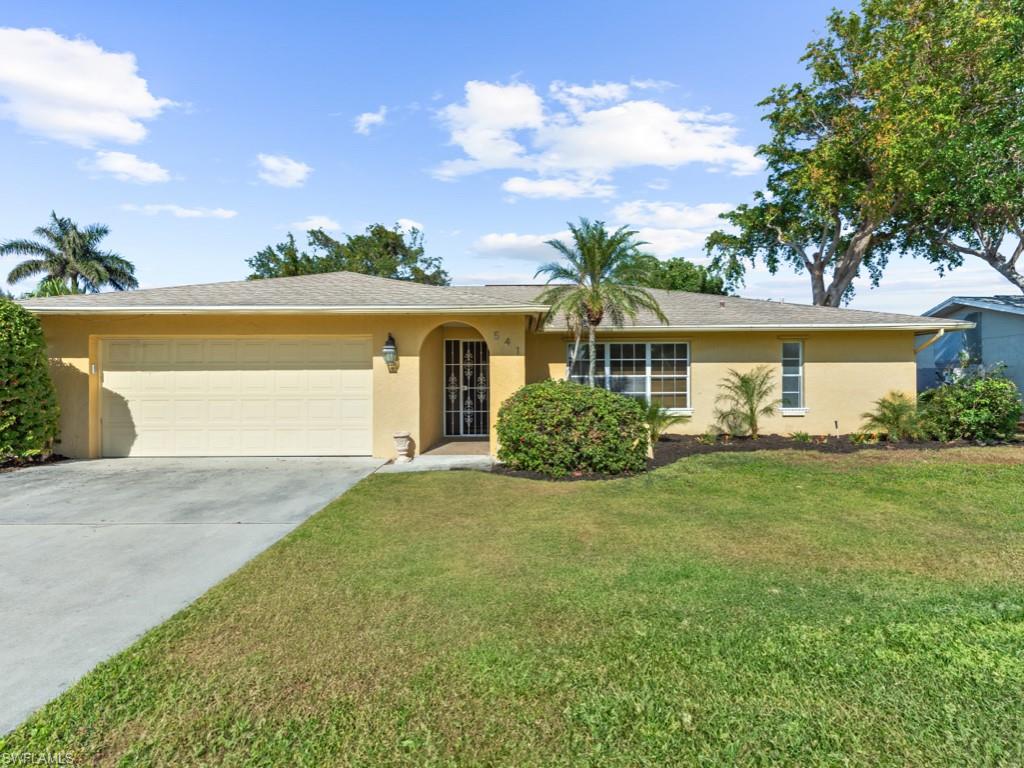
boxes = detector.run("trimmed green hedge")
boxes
[497,380,648,476]
[1,299,60,461]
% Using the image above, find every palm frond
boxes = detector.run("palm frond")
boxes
[0,239,56,259]
[7,259,49,284]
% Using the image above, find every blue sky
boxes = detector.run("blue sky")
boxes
[0,0,1013,311]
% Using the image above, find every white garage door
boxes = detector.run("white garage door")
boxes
[100,337,373,457]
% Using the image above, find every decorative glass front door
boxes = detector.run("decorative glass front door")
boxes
[444,340,489,437]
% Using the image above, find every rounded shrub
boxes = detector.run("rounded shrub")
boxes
[497,379,649,477]
[0,299,60,461]
[919,374,1021,441]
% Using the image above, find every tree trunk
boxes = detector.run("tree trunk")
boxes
[566,329,582,382]
[808,262,827,306]
[981,242,1024,293]
[819,226,874,307]
[587,324,598,388]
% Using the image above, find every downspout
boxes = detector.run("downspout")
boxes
[913,328,944,354]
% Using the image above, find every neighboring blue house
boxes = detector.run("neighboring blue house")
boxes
[916,296,1024,393]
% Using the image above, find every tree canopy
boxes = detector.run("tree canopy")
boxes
[626,254,727,294]
[246,223,449,285]
[705,8,901,306]
[1,212,137,294]
[873,0,1024,292]
[707,0,1024,303]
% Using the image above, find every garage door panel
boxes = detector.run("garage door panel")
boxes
[206,341,238,364]
[207,370,239,393]
[140,341,172,364]
[101,337,372,457]
[174,341,205,363]
[173,399,206,424]
[274,370,304,393]
[207,399,238,423]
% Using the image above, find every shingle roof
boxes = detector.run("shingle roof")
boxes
[925,295,1024,318]
[18,271,968,330]
[18,271,546,313]
[473,285,971,331]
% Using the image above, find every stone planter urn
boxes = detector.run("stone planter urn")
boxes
[392,431,413,463]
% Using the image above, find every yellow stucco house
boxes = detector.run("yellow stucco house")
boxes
[20,271,969,460]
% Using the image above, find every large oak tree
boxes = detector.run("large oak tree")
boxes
[876,0,1024,292]
[708,0,1024,303]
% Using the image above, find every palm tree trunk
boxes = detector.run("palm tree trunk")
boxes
[587,324,597,388]
[566,328,582,382]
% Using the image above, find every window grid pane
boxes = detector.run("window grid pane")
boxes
[650,342,689,409]
[608,343,647,401]
[565,341,690,409]
[566,343,606,387]
[781,341,803,408]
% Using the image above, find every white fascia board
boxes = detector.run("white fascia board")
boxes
[23,304,546,316]
[539,321,975,333]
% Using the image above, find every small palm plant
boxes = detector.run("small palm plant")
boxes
[643,400,690,443]
[860,392,923,441]
[713,365,779,438]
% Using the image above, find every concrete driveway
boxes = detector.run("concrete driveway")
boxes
[0,456,382,734]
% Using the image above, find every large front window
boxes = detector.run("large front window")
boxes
[567,342,690,411]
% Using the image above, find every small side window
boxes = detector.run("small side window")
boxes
[781,341,803,409]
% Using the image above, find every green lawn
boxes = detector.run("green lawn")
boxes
[5,449,1024,766]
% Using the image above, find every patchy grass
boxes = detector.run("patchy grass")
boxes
[4,450,1024,766]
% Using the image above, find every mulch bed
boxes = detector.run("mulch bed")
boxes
[647,433,1003,468]
[491,434,1017,482]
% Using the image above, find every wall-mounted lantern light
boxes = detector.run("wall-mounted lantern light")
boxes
[382,333,399,373]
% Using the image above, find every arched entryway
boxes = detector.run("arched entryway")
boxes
[418,321,491,454]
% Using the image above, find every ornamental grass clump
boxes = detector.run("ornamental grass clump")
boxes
[497,380,648,477]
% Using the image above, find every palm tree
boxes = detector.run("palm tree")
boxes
[20,276,75,298]
[536,219,667,387]
[713,366,780,438]
[1,212,137,293]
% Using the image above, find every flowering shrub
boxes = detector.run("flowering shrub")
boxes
[497,380,648,476]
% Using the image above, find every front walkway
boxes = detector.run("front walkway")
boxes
[0,456,382,734]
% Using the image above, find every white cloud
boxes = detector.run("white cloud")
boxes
[501,175,614,199]
[434,80,545,180]
[354,105,387,135]
[613,200,731,230]
[534,100,762,176]
[0,28,172,147]
[82,150,170,183]
[435,79,762,197]
[647,177,670,190]
[549,80,630,113]
[121,203,237,219]
[630,78,676,91]
[472,230,570,262]
[397,218,424,231]
[611,200,733,258]
[292,215,340,231]
[256,153,312,187]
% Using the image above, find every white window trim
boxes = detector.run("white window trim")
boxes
[566,341,691,412]
[781,340,805,413]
